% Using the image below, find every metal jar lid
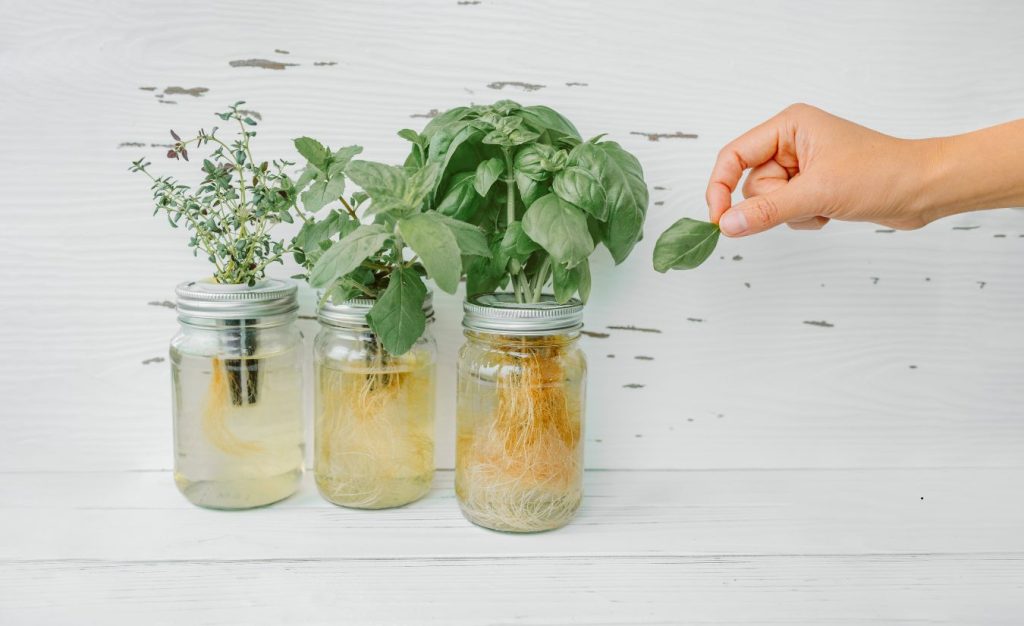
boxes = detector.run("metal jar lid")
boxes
[318,291,435,328]
[175,278,298,323]
[463,293,583,335]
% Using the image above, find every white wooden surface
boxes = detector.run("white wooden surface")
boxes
[1,0,1023,623]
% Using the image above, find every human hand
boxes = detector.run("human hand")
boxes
[706,104,938,237]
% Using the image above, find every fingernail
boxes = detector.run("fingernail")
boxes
[719,210,748,236]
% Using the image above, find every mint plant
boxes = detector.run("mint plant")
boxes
[130,102,301,285]
[401,100,649,304]
[289,136,491,355]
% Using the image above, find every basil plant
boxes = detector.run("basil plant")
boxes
[401,100,650,304]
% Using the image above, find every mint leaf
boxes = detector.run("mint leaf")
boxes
[308,224,390,288]
[398,213,462,294]
[294,137,329,171]
[434,214,491,258]
[367,266,427,355]
[301,175,346,213]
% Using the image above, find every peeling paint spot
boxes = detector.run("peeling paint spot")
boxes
[275,48,290,54]
[565,81,588,87]
[629,131,698,142]
[686,317,704,323]
[458,0,481,4]
[994,234,1006,238]
[148,300,175,309]
[909,365,918,369]
[977,281,987,289]
[607,325,661,333]
[142,356,165,365]
[744,282,751,288]
[732,255,743,261]
[952,225,980,231]
[871,277,879,284]
[876,228,895,233]
[139,86,157,91]
[654,201,665,206]
[164,86,208,97]
[314,61,338,66]
[410,109,440,119]
[624,385,645,390]
[581,330,610,338]
[464,87,475,94]
[653,186,668,190]
[158,100,177,105]
[634,355,654,361]
[803,320,834,328]
[925,277,931,281]
[155,93,164,98]
[150,143,173,148]
[237,109,262,120]
[595,438,602,443]
[229,58,298,70]
[118,141,147,148]
[687,418,694,422]
[487,81,545,92]
[717,413,724,418]
[606,354,615,358]
[634,433,643,437]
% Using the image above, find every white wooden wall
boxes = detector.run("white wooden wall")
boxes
[1,0,1022,623]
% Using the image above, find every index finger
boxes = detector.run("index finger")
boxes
[706,114,785,223]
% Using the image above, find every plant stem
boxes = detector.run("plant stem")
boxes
[503,148,526,303]
[531,257,552,303]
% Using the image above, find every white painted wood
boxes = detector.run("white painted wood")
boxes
[1,0,1023,623]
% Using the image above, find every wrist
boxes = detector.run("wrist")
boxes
[907,136,957,226]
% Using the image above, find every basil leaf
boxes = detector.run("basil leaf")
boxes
[577,257,591,303]
[294,137,329,171]
[405,162,441,207]
[308,224,391,288]
[570,141,648,264]
[499,221,540,264]
[347,160,408,200]
[514,144,551,181]
[366,266,427,356]
[433,214,492,257]
[522,193,594,267]
[301,175,346,213]
[552,261,580,304]
[553,166,607,220]
[516,105,582,141]
[515,171,547,209]
[474,158,504,197]
[466,237,507,296]
[398,213,462,294]
[435,171,482,220]
[652,218,720,272]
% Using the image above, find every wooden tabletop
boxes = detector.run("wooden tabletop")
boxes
[2,0,1023,623]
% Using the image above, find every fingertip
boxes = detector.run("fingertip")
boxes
[718,209,749,237]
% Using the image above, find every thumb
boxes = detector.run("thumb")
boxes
[717,178,817,237]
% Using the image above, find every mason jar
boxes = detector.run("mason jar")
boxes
[313,294,437,509]
[170,279,304,509]
[455,293,587,532]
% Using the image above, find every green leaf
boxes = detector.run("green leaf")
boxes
[366,266,427,356]
[427,122,482,195]
[516,105,582,140]
[397,129,423,145]
[553,166,607,220]
[347,160,409,200]
[433,214,492,257]
[435,171,482,220]
[522,193,594,267]
[552,262,580,303]
[466,237,507,296]
[301,175,346,212]
[398,213,462,294]
[474,158,504,196]
[308,224,391,288]
[404,162,441,206]
[577,257,591,303]
[294,211,345,267]
[294,137,329,171]
[327,145,363,177]
[294,163,319,192]
[514,144,552,181]
[570,141,648,264]
[652,218,720,272]
[515,171,547,209]
[498,221,540,264]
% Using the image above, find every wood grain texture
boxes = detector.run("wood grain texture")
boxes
[0,0,1022,623]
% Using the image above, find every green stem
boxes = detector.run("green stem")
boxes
[503,148,526,302]
[531,257,552,303]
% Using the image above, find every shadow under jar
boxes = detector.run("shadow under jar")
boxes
[170,279,304,509]
[456,294,587,532]
[314,295,437,509]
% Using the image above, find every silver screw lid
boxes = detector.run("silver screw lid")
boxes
[318,291,435,328]
[463,293,583,335]
[175,278,298,321]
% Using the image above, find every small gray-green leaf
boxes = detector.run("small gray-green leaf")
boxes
[301,175,346,212]
[294,137,329,171]
[398,213,462,294]
[347,160,408,200]
[309,224,391,288]
[474,158,504,197]
[366,266,427,356]
[327,145,363,177]
[652,218,720,272]
[522,193,594,267]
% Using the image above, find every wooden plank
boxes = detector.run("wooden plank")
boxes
[2,469,1022,561]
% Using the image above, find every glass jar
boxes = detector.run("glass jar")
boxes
[313,294,437,509]
[456,293,587,532]
[170,279,304,509]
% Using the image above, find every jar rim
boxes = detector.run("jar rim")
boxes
[318,291,435,328]
[462,293,583,335]
[175,278,298,322]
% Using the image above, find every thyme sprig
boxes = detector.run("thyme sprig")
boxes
[130,102,301,285]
